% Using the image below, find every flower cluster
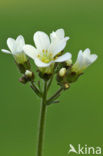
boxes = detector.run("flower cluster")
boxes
[1,28,98,88]
[1,28,98,156]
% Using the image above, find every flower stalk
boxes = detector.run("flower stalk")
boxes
[47,87,64,105]
[37,81,48,156]
[31,82,42,97]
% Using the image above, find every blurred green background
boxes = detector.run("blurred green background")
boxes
[0,0,103,156]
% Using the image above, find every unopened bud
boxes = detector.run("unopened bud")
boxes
[64,83,70,89]
[59,68,66,77]
[25,70,32,77]
[19,70,34,84]
[66,59,72,66]
[25,70,34,81]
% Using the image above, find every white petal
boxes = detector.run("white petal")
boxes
[65,37,70,41]
[55,52,72,62]
[34,31,50,50]
[84,48,91,55]
[23,45,37,59]
[50,28,69,43]
[1,49,11,54]
[50,29,65,42]
[49,38,69,57]
[16,35,25,52]
[55,29,65,39]
[77,50,83,63]
[89,54,98,63]
[34,57,52,67]
[7,38,16,53]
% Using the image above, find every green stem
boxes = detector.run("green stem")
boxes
[37,81,47,156]
[47,74,54,91]
[31,81,42,97]
[47,87,64,105]
[47,63,58,91]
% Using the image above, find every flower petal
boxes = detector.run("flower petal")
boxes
[89,54,98,63]
[23,45,37,59]
[1,49,11,54]
[77,50,83,64]
[50,28,69,44]
[55,29,65,39]
[49,38,69,57]
[34,31,50,50]
[55,52,72,62]
[7,38,16,53]
[84,48,90,55]
[34,57,52,67]
[50,29,65,42]
[16,35,25,52]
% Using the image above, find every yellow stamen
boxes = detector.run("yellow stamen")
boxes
[42,49,45,53]
[38,49,53,63]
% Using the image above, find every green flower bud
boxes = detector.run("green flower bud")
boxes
[66,59,72,66]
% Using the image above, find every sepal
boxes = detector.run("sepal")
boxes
[16,60,31,74]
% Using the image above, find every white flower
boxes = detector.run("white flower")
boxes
[1,35,27,64]
[72,48,98,73]
[23,29,71,68]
